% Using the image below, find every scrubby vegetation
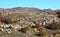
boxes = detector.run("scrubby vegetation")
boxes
[0,7,60,37]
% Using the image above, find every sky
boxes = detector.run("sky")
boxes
[0,0,60,10]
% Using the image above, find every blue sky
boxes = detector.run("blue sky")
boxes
[0,0,60,10]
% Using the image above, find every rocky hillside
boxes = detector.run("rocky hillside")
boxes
[0,7,60,37]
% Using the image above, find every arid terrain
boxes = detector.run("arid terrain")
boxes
[0,7,60,37]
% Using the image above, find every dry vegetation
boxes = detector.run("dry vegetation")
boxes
[0,7,60,37]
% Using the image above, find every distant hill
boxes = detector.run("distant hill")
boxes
[0,7,60,13]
